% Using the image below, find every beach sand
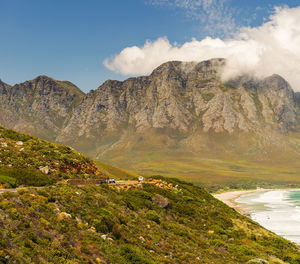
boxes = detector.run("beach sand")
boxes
[213,189,270,212]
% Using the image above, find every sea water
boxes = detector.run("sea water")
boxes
[236,189,300,245]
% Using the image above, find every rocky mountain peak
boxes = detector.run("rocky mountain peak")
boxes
[261,74,294,94]
[0,79,11,94]
[150,58,226,79]
[33,75,53,82]
[0,79,9,86]
[0,76,84,141]
[20,75,84,96]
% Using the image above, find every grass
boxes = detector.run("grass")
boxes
[201,92,215,102]
[141,157,299,188]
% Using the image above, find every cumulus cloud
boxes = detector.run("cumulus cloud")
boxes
[104,6,300,91]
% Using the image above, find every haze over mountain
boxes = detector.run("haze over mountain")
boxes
[2,58,300,186]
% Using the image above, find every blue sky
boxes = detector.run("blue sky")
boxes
[1,0,299,92]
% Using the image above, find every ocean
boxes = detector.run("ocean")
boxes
[236,189,300,245]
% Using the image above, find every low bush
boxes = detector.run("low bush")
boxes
[0,168,54,187]
[145,210,160,224]
[0,175,17,188]
[120,245,154,264]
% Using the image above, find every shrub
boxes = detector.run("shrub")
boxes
[0,127,31,142]
[0,175,17,188]
[112,224,122,239]
[120,245,153,264]
[0,168,54,187]
[173,202,196,216]
[93,209,116,233]
[145,210,160,224]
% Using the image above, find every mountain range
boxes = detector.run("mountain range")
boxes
[2,58,300,187]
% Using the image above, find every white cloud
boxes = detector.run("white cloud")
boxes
[104,6,300,91]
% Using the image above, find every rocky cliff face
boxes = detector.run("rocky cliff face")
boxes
[0,59,299,159]
[0,76,84,140]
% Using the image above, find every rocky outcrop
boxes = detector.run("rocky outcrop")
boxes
[152,194,169,208]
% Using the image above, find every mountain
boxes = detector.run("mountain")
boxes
[56,58,299,156]
[58,58,297,142]
[1,175,300,263]
[0,76,84,141]
[0,126,99,188]
[2,59,300,188]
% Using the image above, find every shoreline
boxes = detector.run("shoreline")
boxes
[213,189,271,212]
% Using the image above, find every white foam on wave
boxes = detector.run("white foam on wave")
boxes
[251,190,291,208]
[237,190,300,245]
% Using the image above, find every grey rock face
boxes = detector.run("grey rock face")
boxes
[57,59,298,145]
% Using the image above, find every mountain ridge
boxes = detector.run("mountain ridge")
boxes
[55,59,299,154]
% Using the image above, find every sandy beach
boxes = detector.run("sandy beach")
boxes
[213,189,270,212]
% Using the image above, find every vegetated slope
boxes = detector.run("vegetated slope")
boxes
[0,177,299,263]
[0,76,84,141]
[0,126,98,188]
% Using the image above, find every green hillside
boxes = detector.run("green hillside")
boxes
[0,126,99,188]
[0,177,299,263]
[0,126,299,263]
